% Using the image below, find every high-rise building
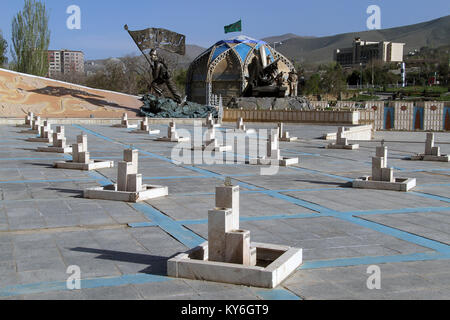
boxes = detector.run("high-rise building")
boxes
[48,50,84,77]
[334,38,405,67]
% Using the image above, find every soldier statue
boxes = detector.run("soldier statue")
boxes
[288,71,298,97]
[149,49,182,104]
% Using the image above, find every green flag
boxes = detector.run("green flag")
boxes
[224,20,242,34]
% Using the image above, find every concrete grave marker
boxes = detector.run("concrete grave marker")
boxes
[326,127,359,149]
[167,181,303,288]
[410,133,449,162]
[250,129,298,166]
[278,123,298,142]
[131,117,160,135]
[84,149,168,202]
[156,122,190,142]
[234,117,255,134]
[112,113,138,129]
[37,126,73,153]
[54,134,114,170]
[353,143,416,191]
[27,120,53,143]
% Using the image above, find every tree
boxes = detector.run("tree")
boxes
[303,73,321,95]
[320,62,346,96]
[0,31,7,67]
[11,0,50,76]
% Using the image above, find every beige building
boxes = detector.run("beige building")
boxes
[335,38,405,67]
[48,50,84,77]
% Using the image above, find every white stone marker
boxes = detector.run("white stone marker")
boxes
[206,113,220,129]
[17,112,34,128]
[131,117,160,134]
[54,134,114,170]
[156,122,190,142]
[234,117,255,134]
[252,129,298,166]
[20,114,40,133]
[410,133,449,162]
[326,127,359,149]
[112,113,138,128]
[278,123,298,142]
[191,126,232,152]
[37,126,72,153]
[167,180,303,288]
[27,120,53,143]
[353,143,416,191]
[84,149,168,202]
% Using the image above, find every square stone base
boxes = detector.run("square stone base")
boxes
[326,143,359,150]
[84,184,168,202]
[27,137,52,143]
[191,145,232,152]
[233,129,256,134]
[249,157,299,167]
[20,130,39,134]
[410,154,450,162]
[280,137,298,142]
[130,129,160,135]
[353,176,416,192]
[156,137,190,143]
[167,241,302,288]
[54,160,114,171]
[112,124,138,129]
[37,146,73,154]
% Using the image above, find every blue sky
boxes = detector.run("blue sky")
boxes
[1,0,449,60]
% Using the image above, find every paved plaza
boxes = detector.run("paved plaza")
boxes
[0,122,449,300]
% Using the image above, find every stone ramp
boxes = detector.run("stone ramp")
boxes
[0,68,142,118]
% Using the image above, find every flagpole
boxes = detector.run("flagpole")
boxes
[124,24,153,67]
[240,18,243,36]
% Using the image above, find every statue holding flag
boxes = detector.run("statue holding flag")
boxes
[124,25,184,104]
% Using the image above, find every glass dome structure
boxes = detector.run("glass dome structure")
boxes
[186,35,295,105]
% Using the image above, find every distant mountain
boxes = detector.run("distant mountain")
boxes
[262,33,316,44]
[272,15,450,65]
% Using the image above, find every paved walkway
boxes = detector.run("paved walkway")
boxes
[0,123,449,299]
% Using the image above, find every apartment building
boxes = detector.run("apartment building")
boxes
[48,50,84,77]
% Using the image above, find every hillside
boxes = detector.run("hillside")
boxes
[274,15,450,64]
[0,68,142,118]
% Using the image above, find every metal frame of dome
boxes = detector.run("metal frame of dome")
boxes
[186,35,296,105]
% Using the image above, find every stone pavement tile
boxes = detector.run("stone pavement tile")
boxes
[350,245,400,257]
[17,269,69,284]
[43,215,81,228]
[22,290,87,300]
[379,288,450,300]
[0,272,19,287]
[7,217,47,230]
[16,257,66,273]
[284,281,353,300]
[420,272,450,289]
[0,295,25,300]
[81,284,144,300]
[0,260,16,274]
[379,274,437,293]
[133,279,198,299]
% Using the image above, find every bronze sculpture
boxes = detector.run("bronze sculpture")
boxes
[125,25,184,104]
[149,49,182,104]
